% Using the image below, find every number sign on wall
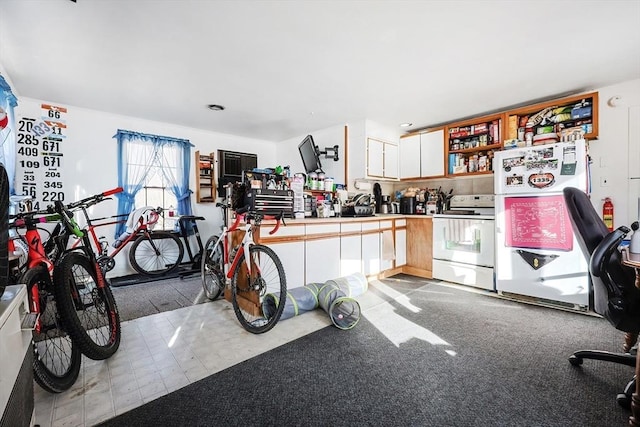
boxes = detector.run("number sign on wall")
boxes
[16,104,67,211]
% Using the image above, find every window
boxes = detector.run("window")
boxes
[113,129,193,238]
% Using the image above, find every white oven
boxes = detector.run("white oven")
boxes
[432,195,495,291]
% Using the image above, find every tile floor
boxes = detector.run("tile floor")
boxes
[33,276,429,427]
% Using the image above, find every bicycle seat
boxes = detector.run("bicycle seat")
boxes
[178,215,205,222]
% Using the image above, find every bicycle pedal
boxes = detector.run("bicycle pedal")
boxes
[21,312,39,330]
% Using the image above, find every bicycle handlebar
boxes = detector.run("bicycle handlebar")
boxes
[228,205,285,235]
[66,186,123,209]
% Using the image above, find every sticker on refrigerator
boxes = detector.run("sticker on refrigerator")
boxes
[515,250,559,270]
[560,145,577,175]
[528,172,555,189]
[506,175,525,187]
[504,195,573,251]
[502,156,525,172]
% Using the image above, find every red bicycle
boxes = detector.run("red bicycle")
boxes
[201,204,287,334]
[66,203,184,277]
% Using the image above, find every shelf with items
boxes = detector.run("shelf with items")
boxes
[503,91,598,149]
[195,150,216,203]
[445,114,502,176]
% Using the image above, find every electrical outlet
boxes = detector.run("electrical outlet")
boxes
[601,177,610,187]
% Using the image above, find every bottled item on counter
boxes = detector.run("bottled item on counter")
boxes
[631,222,640,254]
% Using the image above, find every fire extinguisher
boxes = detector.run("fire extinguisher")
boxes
[603,197,614,231]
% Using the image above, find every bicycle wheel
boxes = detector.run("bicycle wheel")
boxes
[231,244,286,334]
[201,235,225,300]
[23,265,82,393]
[129,231,184,276]
[53,252,121,360]
[0,163,8,298]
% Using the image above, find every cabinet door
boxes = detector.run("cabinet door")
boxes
[340,235,362,276]
[367,138,384,178]
[395,228,407,267]
[269,241,305,289]
[420,129,445,177]
[400,134,421,179]
[384,143,398,179]
[362,233,381,276]
[306,237,341,284]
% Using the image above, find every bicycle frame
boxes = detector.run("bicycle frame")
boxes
[69,206,158,260]
[213,210,283,283]
[11,212,63,332]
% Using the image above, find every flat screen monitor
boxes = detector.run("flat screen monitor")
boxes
[298,135,322,173]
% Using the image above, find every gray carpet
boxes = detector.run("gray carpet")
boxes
[98,277,632,426]
[110,275,207,322]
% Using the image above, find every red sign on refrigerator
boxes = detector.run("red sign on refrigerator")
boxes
[504,195,573,251]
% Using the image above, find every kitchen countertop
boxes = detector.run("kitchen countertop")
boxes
[257,213,434,225]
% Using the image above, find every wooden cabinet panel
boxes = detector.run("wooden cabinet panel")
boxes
[405,218,432,278]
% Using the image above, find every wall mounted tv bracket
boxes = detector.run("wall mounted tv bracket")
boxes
[318,145,339,161]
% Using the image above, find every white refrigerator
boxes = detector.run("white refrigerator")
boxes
[493,139,591,308]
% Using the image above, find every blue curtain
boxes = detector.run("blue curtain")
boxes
[113,129,193,238]
[0,75,18,195]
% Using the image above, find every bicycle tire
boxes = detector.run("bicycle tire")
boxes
[53,252,121,360]
[201,235,225,300]
[231,244,286,334]
[129,231,184,276]
[23,265,82,393]
[0,163,8,298]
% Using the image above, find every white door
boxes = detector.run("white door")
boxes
[395,228,406,267]
[367,138,384,178]
[268,241,305,289]
[420,129,445,177]
[400,134,421,179]
[362,233,381,276]
[432,217,494,267]
[384,143,398,179]
[494,194,589,307]
[340,234,362,276]
[305,237,341,284]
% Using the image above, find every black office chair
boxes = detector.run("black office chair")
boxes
[563,187,640,407]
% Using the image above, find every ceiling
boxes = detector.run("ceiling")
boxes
[1,0,639,142]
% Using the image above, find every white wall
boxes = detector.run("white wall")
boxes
[588,78,640,228]
[13,97,278,277]
[276,123,346,185]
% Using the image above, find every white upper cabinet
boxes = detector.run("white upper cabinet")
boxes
[399,133,421,179]
[399,129,445,179]
[367,137,398,180]
[384,143,398,179]
[419,129,445,177]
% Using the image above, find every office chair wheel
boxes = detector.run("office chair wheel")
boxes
[568,355,583,366]
[617,392,631,409]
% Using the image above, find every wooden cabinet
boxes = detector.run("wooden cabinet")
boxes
[306,237,341,284]
[400,129,445,180]
[195,151,215,203]
[367,138,398,179]
[404,217,432,278]
[445,114,502,177]
[504,91,598,144]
